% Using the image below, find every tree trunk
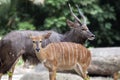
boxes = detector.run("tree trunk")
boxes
[88,47,120,76]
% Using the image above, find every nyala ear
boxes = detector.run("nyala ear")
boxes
[66,19,78,28]
[44,32,52,39]
[28,34,33,39]
[66,19,74,28]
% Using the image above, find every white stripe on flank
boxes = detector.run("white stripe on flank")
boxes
[80,46,83,60]
[53,43,56,59]
[84,49,87,58]
[58,43,62,63]
[76,44,78,61]
[49,44,53,59]
[56,43,62,63]
[71,43,74,64]
[82,48,85,58]
[65,42,70,65]
[51,44,54,59]
[60,43,65,65]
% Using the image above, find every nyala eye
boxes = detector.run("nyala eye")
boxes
[33,41,35,43]
[82,28,85,30]
[40,41,42,42]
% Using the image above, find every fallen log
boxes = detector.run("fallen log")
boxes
[88,47,120,76]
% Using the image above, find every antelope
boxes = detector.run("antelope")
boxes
[0,4,95,80]
[30,32,91,80]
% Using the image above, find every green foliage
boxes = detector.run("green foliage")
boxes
[0,0,120,47]
[44,16,66,32]
[17,21,35,30]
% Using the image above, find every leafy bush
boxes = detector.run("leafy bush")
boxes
[17,21,35,30]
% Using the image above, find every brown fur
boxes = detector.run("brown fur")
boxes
[30,34,91,80]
